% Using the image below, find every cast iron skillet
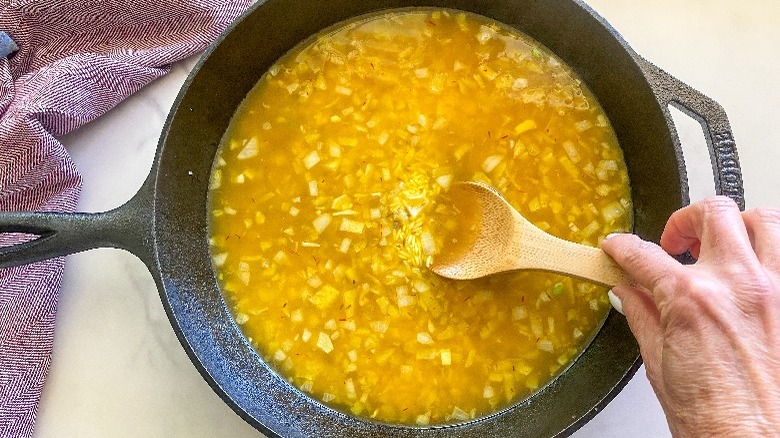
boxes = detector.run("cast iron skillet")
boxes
[0,0,745,436]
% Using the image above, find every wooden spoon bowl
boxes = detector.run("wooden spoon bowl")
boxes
[430,182,631,287]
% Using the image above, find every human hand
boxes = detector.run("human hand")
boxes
[601,196,780,437]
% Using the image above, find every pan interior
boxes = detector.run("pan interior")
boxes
[153,0,679,436]
[206,7,633,428]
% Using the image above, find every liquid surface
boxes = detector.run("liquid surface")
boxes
[208,9,632,426]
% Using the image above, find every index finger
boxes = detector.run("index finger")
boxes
[660,196,752,262]
[602,233,687,294]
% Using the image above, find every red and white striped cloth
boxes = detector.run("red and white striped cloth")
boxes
[0,1,251,436]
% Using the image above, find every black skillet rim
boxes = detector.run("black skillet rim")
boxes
[151,1,656,436]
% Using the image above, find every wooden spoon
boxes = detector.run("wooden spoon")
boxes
[429,181,631,287]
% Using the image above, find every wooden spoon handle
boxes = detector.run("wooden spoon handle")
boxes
[517,225,632,287]
[548,238,631,287]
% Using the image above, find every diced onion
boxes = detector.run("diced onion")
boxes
[211,253,228,267]
[599,159,619,171]
[440,349,452,366]
[308,180,319,196]
[514,119,537,134]
[335,85,353,95]
[531,320,544,338]
[580,220,600,238]
[328,143,342,157]
[413,281,430,293]
[237,138,259,159]
[339,218,365,234]
[209,170,221,190]
[317,332,334,353]
[482,155,503,173]
[563,141,580,163]
[290,309,303,322]
[371,321,389,334]
[420,231,436,255]
[538,339,554,352]
[234,313,249,325]
[309,285,340,309]
[303,151,321,169]
[575,120,593,132]
[307,276,323,288]
[345,378,357,399]
[601,201,625,222]
[417,332,434,345]
[238,261,250,286]
[313,214,332,234]
[511,306,527,321]
[512,77,528,89]
[339,237,352,253]
[397,293,413,308]
[435,174,453,189]
[451,406,470,421]
[476,26,495,43]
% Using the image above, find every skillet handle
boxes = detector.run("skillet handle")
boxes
[639,60,745,210]
[0,179,155,269]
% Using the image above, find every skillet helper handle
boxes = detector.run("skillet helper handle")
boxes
[640,61,745,210]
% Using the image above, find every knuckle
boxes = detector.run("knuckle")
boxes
[657,274,721,322]
[734,271,779,309]
[749,207,780,227]
[652,269,680,292]
[699,196,739,216]
[676,274,719,301]
[716,250,771,286]
[623,236,657,255]
[620,238,655,266]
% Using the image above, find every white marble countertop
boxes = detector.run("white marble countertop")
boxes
[32,1,780,436]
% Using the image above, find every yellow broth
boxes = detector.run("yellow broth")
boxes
[208,9,632,426]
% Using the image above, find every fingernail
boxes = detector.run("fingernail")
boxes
[605,233,622,240]
[608,290,624,315]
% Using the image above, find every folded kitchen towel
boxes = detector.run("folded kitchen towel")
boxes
[0,1,252,436]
